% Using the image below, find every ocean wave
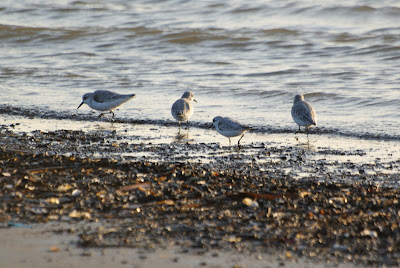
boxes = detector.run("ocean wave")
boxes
[162,29,229,44]
[0,24,107,43]
[351,45,400,56]
[229,5,265,14]
[302,92,341,101]
[362,99,400,108]
[0,24,164,43]
[261,28,300,36]
[0,65,89,79]
[244,69,300,77]
[301,4,400,17]
[234,89,287,99]
[320,5,376,14]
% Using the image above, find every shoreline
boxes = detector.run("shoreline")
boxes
[1,104,399,141]
[1,113,400,267]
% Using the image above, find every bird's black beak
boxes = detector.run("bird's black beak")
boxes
[77,102,84,109]
[193,99,197,103]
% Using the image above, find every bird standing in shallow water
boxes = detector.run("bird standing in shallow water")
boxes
[171,91,196,130]
[212,116,251,148]
[291,94,317,134]
[77,90,135,119]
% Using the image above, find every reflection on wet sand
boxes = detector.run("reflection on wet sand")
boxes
[294,135,316,151]
[172,130,189,143]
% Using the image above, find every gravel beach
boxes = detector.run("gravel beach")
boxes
[1,111,400,267]
[2,1,400,267]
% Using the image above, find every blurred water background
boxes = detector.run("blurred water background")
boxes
[0,0,399,139]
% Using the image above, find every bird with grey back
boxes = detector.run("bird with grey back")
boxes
[212,116,251,148]
[171,91,196,129]
[291,94,317,134]
[77,90,135,119]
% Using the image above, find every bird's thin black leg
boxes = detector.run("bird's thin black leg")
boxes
[238,134,245,148]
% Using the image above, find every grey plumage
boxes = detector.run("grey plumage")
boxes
[171,91,196,128]
[291,94,317,133]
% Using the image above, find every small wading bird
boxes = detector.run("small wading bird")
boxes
[77,90,135,119]
[291,94,317,134]
[212,116,251,148]
[171,91,196,130]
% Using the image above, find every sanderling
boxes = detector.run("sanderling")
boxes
[77,90,135,118]
[171,91,196,129]
[291,94,317,134]
[212,116,251,147]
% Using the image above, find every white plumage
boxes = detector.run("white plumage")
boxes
[212,116,251,147]
[77,90,135,118]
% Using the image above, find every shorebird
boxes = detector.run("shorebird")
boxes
[77,90,135,119]
[171,91,196,129]
[212,116,251,147]
[291,94,317,134]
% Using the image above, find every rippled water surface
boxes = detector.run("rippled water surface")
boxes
[1,0,399,139]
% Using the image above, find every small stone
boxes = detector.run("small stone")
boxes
[72,189,82,196]
[49,246,59,252]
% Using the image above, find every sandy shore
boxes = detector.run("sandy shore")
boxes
[1,113,399,267]
[1,222,358,268]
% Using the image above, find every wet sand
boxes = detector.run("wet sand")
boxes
[1,112,400,267]
[1,222,358,268]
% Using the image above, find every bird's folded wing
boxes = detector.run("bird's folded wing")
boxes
[218,120,242,131]
[93,90,118,103]
[294,105,315,125]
